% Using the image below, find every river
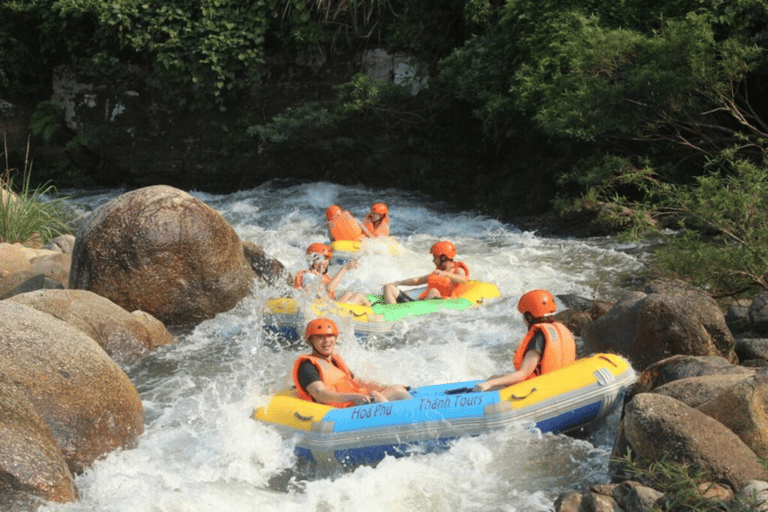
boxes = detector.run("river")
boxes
[39,180,645,512]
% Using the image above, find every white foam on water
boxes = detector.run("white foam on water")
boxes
[40,181,643,511]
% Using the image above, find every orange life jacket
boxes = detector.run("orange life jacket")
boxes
[292,353,367,408]
[363,215,389,237]
[294,269,334,299]
[513,322,576,380]
[419,261,470,300]
[328,210,364,241]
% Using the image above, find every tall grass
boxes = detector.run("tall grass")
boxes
[614,450,766,511]
[1,135,71,246]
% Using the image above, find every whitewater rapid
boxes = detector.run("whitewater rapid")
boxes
[40,181,644,512]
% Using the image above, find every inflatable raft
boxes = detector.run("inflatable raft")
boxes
[253,353,635,466]
[328,238,403,265]
[263,280,501,337]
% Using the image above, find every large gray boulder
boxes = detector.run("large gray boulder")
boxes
[8,289,175,363]
[0,301,144,475]
[653,373,754,409]
[69,185,255,325]
[582,279,737,370]
[0,378,77,504]
[697,369,768,459]
[621,393,768,491]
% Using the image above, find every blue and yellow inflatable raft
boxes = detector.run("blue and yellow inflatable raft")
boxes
[253,353,635,466]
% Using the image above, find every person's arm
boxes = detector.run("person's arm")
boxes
[473,349,541,392]
[353,377,411,402]
[306,380,373,405]
[388,274,429,287]
[325,259,359,295]
[360,219,374,238]
[433,266,468,284]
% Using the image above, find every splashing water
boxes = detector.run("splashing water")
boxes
[41,181,644,512]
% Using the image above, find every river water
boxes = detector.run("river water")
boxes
[40,181,645,512]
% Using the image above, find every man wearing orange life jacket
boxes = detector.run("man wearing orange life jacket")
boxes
[473,289,576,392]
[382,240,469,304]
[362,202,390,238]
[326,205,372,241]
[294,243,371,306]
[293,318,412,407]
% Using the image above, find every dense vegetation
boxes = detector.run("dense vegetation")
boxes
[2,0,768,297]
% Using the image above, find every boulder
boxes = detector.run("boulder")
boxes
[621,355,753,414]
[0,378,77,504]
[552,309,592,338]
[0,301,144,474]
[697,369,768,459]
[44,234,76,254]
[242,240,289,287]
[0,242,72,298]
[68,185,255,325]
[621,393,768,491]
[726,303,751,335]
[749,292,768,335]
[735,338,768,364]
[738,480,768,512]
[0,271,65,299]
[7,289,175,363]
[653,373,753,409]
[582,279,736,370]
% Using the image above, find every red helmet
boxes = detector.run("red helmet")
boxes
[430,240,456,260]
[306,243,331,259]
[326,205,342,220]
[517,289,557,318]
[305,318,339,339]
[371,203,388,216]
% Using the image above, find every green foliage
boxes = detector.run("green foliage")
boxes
[606,155,768,297]
[248,74,411,145]
[30,101,66,145]
[614,450,763,511]
[2,0,272,109]
[247,102,340,143]
[336,74,409,115]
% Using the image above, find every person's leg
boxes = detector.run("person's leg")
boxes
[383,283,399,304]
[338,291,371,306]
[381,385,412,401]
[350,292,371,306]
[423,288,442,300]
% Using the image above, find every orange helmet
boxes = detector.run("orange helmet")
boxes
[371,202,388,216]
[305,318,339,339]
[306,243,332,259]
[326,205,342,220]
[430,240,456,260]
[517,289,557,318]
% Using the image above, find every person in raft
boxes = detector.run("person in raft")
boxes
[382,240,469,304]
[362,202,389,238]
[294,318,412,406]
[473,289,576,392]
[326,205,374,241]
[294,243,371,306]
